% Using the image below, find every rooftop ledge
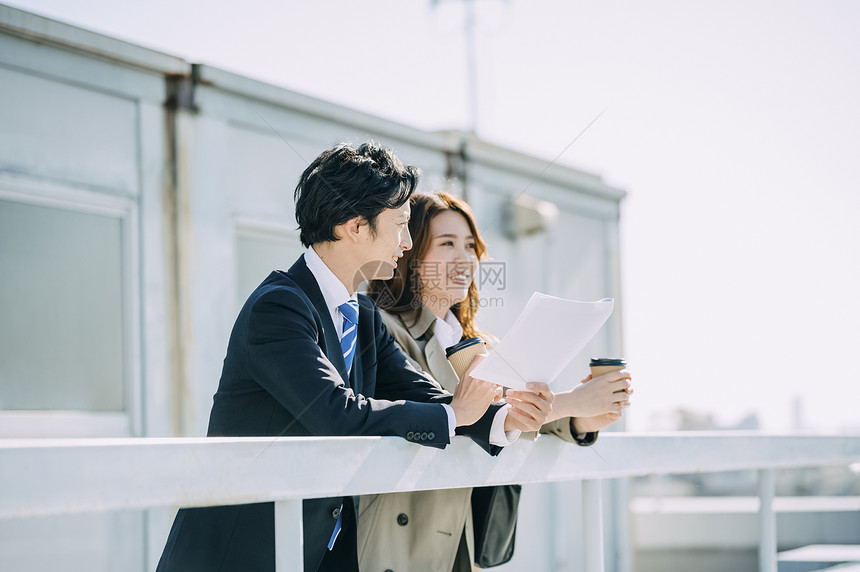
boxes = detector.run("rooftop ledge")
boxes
[1,432,859,520]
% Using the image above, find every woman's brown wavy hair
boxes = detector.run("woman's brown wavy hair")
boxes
[366,191,488,341]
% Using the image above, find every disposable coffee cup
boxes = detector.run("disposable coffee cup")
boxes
[445,337,487,380]
[589,357,627,378]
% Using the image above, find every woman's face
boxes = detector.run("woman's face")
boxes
[419,210,479,309]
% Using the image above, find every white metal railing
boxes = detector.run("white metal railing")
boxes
[1,432,859,571]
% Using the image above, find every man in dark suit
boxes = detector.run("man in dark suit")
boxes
[156,142,554,572]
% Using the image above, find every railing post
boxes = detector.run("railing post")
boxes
[758,468,777,572]
[582,479,605,572]
[275,499,303,572]
[610,477,633,572]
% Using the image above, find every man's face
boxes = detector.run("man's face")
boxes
[357,203,413,282]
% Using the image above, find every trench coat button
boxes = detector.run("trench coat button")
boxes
[406,431,414,440]
[420,432,428,441]
[397,513,409,526]
[331,507,341,519]
[428,432,435,440]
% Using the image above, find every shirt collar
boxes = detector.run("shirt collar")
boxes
[400,304,463,346]
[434,310,464,350]
[303,246,354,312]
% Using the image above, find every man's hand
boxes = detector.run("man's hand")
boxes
[551,371,632,419]
[449,353,503,427]
[503,383,554,432]
[572,409,627,433]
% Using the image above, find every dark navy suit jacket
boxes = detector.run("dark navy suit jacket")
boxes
[156,256,502,572]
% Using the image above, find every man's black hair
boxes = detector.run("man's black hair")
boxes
[294,141,421,247]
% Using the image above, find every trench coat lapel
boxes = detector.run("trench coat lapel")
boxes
[404,305,460,393]
[425,335,460,394]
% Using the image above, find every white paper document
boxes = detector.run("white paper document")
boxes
[470,293,614,391]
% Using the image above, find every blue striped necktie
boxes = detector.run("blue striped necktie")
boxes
[338,299,359,374]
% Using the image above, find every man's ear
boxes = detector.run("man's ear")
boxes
[336,216,364,243]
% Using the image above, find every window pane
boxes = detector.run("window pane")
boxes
[0,199,125,411]
[237,233,303,309]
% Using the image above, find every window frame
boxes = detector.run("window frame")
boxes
[0,174,141,437]
[234,216,304,310]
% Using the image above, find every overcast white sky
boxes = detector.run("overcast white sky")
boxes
[9,0,860,432]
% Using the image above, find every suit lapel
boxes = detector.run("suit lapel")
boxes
[350,299,371,396]
[425,335,460,393]
[350,347,361,394]
[285,256,351,386]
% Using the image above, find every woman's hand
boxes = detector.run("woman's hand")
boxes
[503,383,554,432]
[552,371,632,419]
[449,353,503,427]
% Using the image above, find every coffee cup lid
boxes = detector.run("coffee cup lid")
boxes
[589,357,627,367]
[445,337,485,358]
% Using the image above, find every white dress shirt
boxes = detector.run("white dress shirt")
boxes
[303,246,356,338]
[433,311,464,351]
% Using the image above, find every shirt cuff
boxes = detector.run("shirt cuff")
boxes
[441,403,457,437]
[489,405,521,446]
[571,418,599,446]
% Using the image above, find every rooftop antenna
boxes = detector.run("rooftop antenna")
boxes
[431,0,480,134]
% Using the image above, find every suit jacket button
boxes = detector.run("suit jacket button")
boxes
[332,507,341,519]
[428,432,435,440]
[406,431,414,440]
[397,513,409,526]
[420,432,428,440]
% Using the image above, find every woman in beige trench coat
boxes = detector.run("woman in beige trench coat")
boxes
[358,192,633,572]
